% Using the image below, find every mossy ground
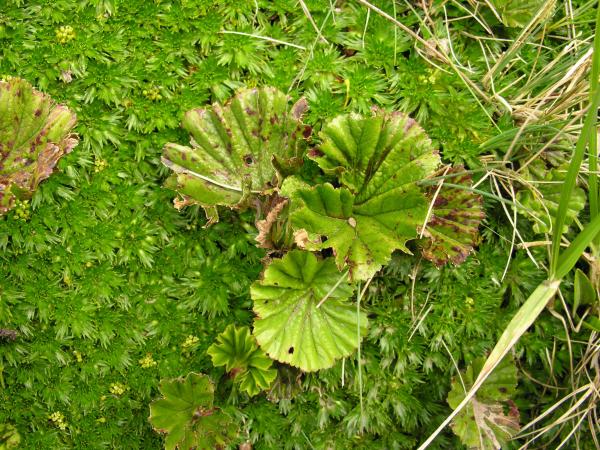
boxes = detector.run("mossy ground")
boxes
[0,1,595,449]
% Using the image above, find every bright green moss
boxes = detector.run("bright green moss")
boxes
[0,0,595,448]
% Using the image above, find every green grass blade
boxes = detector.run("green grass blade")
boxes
[417,280,560,450]
[588,3,600,223]
[550,4,600,275]
[588,118,599,224]
[555,213,600,279]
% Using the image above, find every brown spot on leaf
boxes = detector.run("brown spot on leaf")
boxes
[302,125,312,139]
[403,118,416,132]
[434,197,449,207]
[293,229,309,248]
[308,148,324,158]
[291,97,308,119]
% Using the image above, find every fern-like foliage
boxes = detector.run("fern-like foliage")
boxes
[0,77,77,215]
[489,0,552,28]
[207,325,277,396]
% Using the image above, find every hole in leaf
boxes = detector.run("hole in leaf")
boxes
[243,154,254,166]
[288,347,294,354]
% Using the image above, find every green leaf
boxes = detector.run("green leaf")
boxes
[583,316,600,332]
[421,167,484,267]
[573,269,596,314]
[288,112,439,279]
[518,160,586,234]
[0,423,21,449]
[447,356,520,450]
[489,0,553,28]
[149,373,237,450]
[250,250,368,372]
[207,325,277,397]
[162,87,309,219]
[0,77,78,215]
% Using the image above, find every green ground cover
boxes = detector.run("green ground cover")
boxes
[0,0,598,449]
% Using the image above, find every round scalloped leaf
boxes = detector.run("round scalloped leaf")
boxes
[0,77,78,215]
[447,356,520,450]
[421,167,484,267]
[289,112,439,279]
[162,87,309,218]
[250,250,368,372]
[311,111,439,202]
[207,325,277,397]
[289,183,428,280]
[149,373,237,450]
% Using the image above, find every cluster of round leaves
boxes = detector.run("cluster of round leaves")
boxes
[0,81,485,436]
[163,86,485,377]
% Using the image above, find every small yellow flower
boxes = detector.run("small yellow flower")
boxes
[13,199,30,221]
[49,411,63,422]
[94,158,108,173]
[181,335,199,349]
[142,86,163,101]
[139,353,157,369]
[109,382,126,396]
[55,25,75,44]
[49,411,68,430]
[73,350,83,363]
